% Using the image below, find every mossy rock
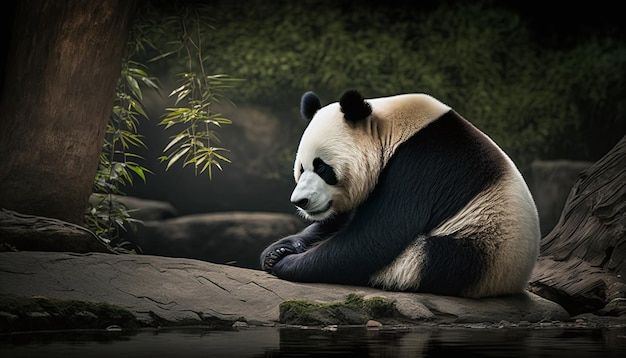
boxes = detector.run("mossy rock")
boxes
[279,294,398,326]
[0,294,140,333]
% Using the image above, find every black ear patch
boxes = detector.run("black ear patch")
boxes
[300,91,322,121]
[339,90,372,123]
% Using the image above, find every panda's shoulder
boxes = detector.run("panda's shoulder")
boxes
[372,93,449,113]
[371,93,450,128]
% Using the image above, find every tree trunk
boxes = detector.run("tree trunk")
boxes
[529,133,626,315]
[0,0,137,225]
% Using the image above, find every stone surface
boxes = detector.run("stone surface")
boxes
[128,212,306,269]
[89,194,179,221]
[0,209,112,254]
[0,251,569,330]
[529,256,626,316]
[529,135,626,316]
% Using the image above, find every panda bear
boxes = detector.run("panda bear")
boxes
[260,90,540,298]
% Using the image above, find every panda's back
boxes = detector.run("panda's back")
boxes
[384,110,510,232]
[369,109,540,297]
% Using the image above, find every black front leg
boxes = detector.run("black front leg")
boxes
[260,214,347,273]
[260,235,306,273]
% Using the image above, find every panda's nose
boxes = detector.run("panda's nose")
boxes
[292,198,309,210]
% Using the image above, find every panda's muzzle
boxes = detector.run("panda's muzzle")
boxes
[293,199,332,215]
[291,171,335,219]
[308,201,333,216]
[292,198,309,210]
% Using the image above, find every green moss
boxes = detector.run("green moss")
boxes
[0,294,141,333]
[279,294,398,326]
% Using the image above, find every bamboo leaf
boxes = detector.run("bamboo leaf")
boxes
[176,89,192,105]
[148,50,177,62]
[141,77,160,91]
[165,147,190,171]
[126,163,150,182]
[130,100,148,119]
[163,134,187,153]
[212,151,232,163]
[169,84,188,97]
[126,75,142,100]
[129,67,148,77]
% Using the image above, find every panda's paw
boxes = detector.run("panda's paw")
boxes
[262,245,297,273]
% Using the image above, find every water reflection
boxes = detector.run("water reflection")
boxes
[1,326,625,357]
[271,327,625,357]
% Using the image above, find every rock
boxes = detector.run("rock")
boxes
[529,135,626,316]
[128,212,307,269]
[89,194,179,221]
[0,209,113,253]
[365,320,383,328]
[529,256,626,316]
[0,251,569,332]
[599,298,626,316]
[0,294,140,332]
[278,295,393,326]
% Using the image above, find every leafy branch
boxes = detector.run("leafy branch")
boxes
[158,7,239,178]
[85,3,240,247]
[86,59,159,246]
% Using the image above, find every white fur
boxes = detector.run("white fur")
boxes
[293,94,450,220]
[293,92,540,297]
[291,171,339,221]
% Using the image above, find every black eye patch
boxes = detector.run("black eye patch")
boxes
[312,157,338,185]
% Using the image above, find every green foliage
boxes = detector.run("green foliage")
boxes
[202,0,626,169]
[85,2,239,244]
[159,72,237,177]
[151,5,240,178]
[86,58,157,245]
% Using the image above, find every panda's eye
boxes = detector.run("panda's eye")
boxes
[312,157,338,185]
[312,158,325,174]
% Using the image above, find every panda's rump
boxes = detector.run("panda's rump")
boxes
[371,171,539,297]
[367,110,539,297]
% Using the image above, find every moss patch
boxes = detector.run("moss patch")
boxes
[0,294,140,333]
[279,294,398,326]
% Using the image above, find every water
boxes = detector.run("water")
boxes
[1,326,625,358]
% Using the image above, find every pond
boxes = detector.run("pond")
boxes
[1,325,625,357]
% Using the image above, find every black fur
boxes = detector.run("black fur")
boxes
[313,157,338,185]
[339,90,372,123]
[419,233,491,295]
[300,91,322,121]
[261,111,507,295]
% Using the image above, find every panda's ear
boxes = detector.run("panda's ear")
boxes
[300,91,322,121]
[340,90,372,123]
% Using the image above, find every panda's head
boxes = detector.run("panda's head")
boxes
[291,90,385,221]
[291,90,451,221]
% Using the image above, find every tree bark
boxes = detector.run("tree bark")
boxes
[0,0,137,225]
[530,133,626,315]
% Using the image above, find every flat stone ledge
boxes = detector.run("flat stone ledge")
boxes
[0,252,570,331]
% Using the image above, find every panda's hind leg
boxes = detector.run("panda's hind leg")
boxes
[417,234,489,296]
[372,234,490,297]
